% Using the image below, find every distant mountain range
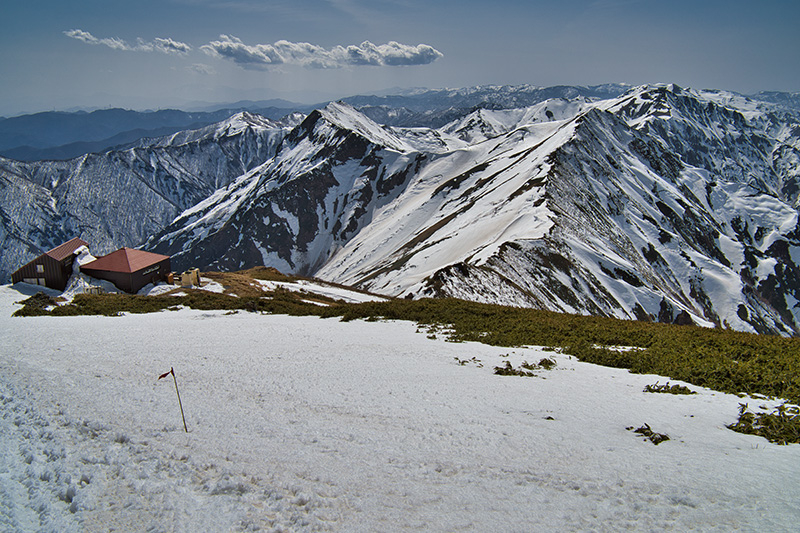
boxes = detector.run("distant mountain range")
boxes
[1,85,637,161]
[3,83,800,335]
[0,106,312,161]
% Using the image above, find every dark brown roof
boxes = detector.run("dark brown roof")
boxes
[45,237,89,262]
[82,248,170,274]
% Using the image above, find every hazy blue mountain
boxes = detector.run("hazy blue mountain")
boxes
[0,107,306,161]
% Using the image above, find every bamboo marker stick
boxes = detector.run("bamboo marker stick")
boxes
[159,367,188,432]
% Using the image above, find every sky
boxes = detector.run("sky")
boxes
[1,0,798,115]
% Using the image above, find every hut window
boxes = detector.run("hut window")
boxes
[36,264,44,273]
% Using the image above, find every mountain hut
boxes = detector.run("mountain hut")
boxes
[80,248,171,294]
[11,237,89,291]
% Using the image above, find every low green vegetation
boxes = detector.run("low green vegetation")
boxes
[13,271,800,414]
[493,357,557,377]
[454,356,483,368]
[727,402,800,445]
[627,424,670,445]
[537,357,557,370]
[643,381,697,395]
[13,289,319,318]
[493,361,536,377]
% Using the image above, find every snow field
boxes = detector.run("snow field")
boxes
[1,285,799,531]
[252,279,386,305]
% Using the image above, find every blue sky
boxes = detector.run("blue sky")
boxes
[1,0,798,115]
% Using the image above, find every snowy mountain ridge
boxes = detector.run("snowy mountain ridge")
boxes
[148,84,800,334]
[4,83,800,334]
[0,113,292,281]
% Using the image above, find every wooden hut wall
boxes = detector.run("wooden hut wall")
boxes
[129,258,172,293]
[11,254,73,290]
[79,268,133,293]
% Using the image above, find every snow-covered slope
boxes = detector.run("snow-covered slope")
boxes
[407,88,800,334]
[2,286,799,531]
[4,84,800,334]
[412,103,798,332]
[0,112,289,281]
[439,98,591,143]
[147,102,429,273]
[149,86,800,334]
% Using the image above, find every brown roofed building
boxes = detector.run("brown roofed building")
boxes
[11,237,89,291]
[81,248,171,294]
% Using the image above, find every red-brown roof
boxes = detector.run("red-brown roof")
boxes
[82,248,170,274]
[45,237,89,262]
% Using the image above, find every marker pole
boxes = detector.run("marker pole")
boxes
[159,367,188,433]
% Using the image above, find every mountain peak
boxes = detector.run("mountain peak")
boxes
[320,101,411,152]
[214,111,279,137]
[289,101,412,153]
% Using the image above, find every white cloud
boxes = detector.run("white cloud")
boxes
[154,37,192,55]
[64,29,132,51]
[199,34,276,68]
[201,35,443,70]
[64,29,191,55]
[187,63,216,75]
[63,30,441,70]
